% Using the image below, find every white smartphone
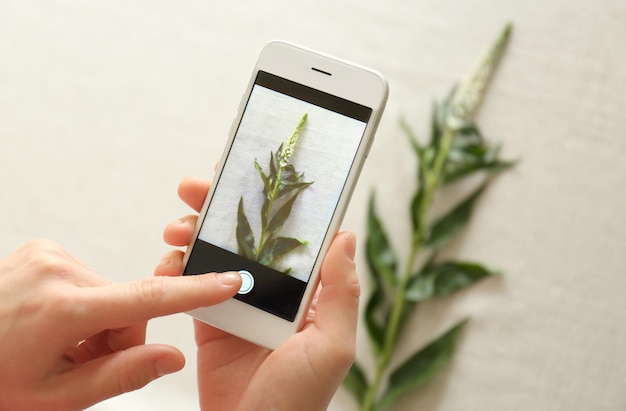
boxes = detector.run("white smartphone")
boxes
[183,41,388,349]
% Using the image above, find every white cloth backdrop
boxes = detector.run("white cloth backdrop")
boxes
[1,1,624,410]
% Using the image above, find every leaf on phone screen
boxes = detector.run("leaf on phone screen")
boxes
[279,164,298,185]
[236,197,256,259]
[236,113,313,274]
[260,193,270,233]
[266,192,300,237]
[278,180,313,199]
[258,236,306,267]
[269,150,277,182]
[254,159,271,194]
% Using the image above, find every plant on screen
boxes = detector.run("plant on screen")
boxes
[236,113,313,274]
[344,24,515,410]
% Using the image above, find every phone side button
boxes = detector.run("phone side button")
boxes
[237,270,255,294]
[364,137,375,158]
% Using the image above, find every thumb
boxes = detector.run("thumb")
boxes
[315,231,360,343]
[45,344,184,410]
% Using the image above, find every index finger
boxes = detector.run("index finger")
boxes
[74,272,241,333]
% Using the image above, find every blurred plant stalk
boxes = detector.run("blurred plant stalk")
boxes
[346,23,514,411]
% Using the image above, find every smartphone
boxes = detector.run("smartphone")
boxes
[183,41,388,349]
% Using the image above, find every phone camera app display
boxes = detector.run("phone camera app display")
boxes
[185,71,372,321]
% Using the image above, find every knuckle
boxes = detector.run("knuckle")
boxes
[21,238,64,259]
[33,257,65,278]
[20,239,71,279]
[344,261,361,299]
[135,277,169,303]
[8,239,83,326]
[117,353,145,393]
[347,274,361,300]
[22,238,61,251]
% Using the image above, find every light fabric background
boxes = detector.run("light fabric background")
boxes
[1,1,625,410]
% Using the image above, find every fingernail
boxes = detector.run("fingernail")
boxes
[217,271,241,286]
[155,356,183,377]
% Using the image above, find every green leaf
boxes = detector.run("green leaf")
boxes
[261,193,270,232]
[410,187,425,244]
[430,100,443,153]
[364,281,386,355]
[236,197,256,259]
[390,255,437,342]
[278,164,299,185]
[276,181,313,199]
[442,133,516,183]
[438,86,457,132]
[364,192,398,354]
[444,158,515,183]
[455,121,484,143]
[258,236,305,266]
[366,193,398,288]
[269,149,277,180]
[425,182,487,249]
[406,260,498,302]
[375,319,469,411]
[405,274,436,303]
[343,361,369,405]
[254,159,271,194]
[431,261,499,297]
[404,254,437,303]
[267,192,300,238]
[400,117,422,159]
[482,159,517,174]
[400,117,429,240]
[393,298,418,349]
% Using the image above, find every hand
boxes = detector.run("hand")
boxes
[158,176,361,411]
[0,239,241,411]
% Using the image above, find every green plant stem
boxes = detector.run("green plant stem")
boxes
[359,128,455,411]
[255,166,283,261]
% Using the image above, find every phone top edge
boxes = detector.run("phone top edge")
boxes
[262,40,389,81]
[258,40,389,109]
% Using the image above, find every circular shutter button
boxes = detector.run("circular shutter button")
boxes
[237,270,254,294]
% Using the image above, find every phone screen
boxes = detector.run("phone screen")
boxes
[184,71,372,321]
